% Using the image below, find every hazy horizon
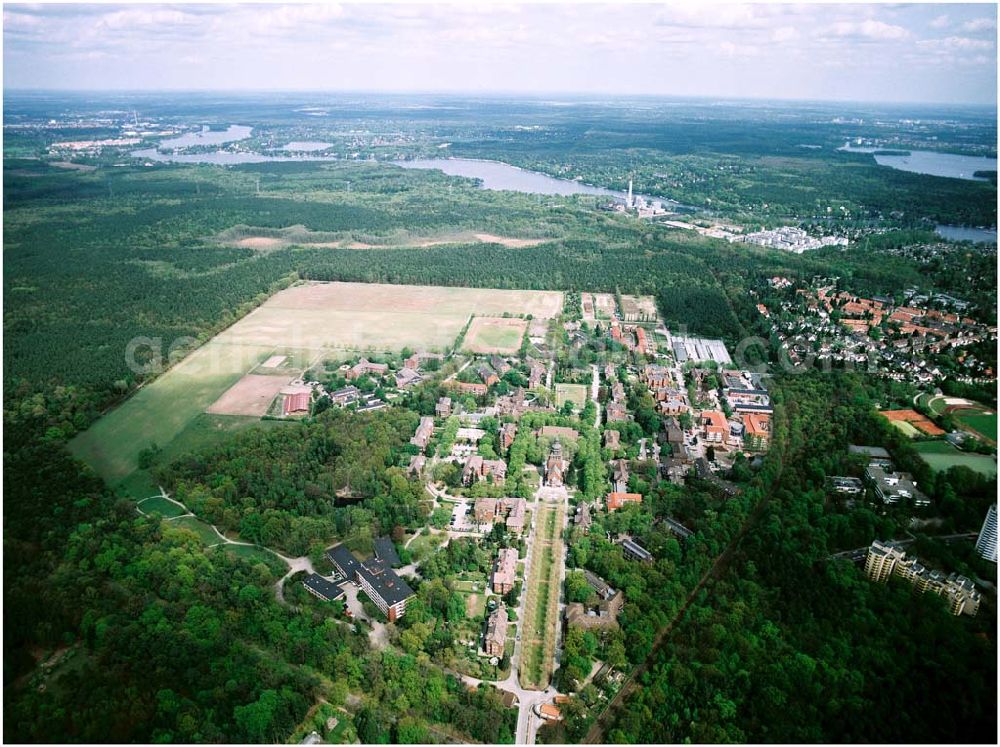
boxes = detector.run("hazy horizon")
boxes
[3,3,998,106]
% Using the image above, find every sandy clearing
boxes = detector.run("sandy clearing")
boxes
[206,373,293,416]
[261,355,288,368]
[235,237,285,249]
[473,233,549,248]
[225,228,554,251]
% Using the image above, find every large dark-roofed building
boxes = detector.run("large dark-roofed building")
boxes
[303,573,346,602]
[357,563,415,622]
[327,543,414,621]
[373,537,402,567]
[327,545,361,579]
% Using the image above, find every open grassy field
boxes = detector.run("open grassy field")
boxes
[519,501,565,691]
[911,441,997,478]
[555,383,588,411]
[69,342,274,483]
[463,317,527,354]
[215,282,562,354]
[956,411,998,443]
[136,495,189,518]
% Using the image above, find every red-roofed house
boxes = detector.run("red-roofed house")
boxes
[606,492,642,511]
[702,411,728,444]
[743,412,770,450]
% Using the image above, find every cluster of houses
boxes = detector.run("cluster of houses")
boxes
[474,496,527,534]
[865,539,981,616]
[609,321,654,355]
[757,282,996,384]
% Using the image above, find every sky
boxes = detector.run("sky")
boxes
[3,2,998,105]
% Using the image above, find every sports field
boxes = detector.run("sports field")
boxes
[519,501,565,691]
[555,383,588,411]
[911,441,997,478]
[463,317,527,354]
[957,412,997,442]
[879,409,945,437]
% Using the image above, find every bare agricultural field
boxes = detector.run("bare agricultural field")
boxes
[206,373,293,416]
[621,294,659,319]
[215,282,562,353]
[592,293,617,319]
[463,317,528,354]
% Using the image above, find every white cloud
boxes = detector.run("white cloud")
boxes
[828,19,910,41]
[772,26,799,43]
[718,41,759,58]
[930,14,949,30]
[919,36,995,53]
[962,18,997,33]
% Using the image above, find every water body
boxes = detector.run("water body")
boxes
[839,144,997,182]
[281,141,333,151]
[935,224,997,244]
[394,157,675,205]
[158,124,253,149]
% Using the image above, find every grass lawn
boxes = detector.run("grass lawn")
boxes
[69,341,274,482]
[554,383,588,411]
[911,441,997,478]
[957,412,998,442]
[890,420,921,438]
[463,317,528,354]
[136,494,188,518]
[463,591,487,618]
[408,532,446,562]
[169,515,223,545]
[519,503,563,690]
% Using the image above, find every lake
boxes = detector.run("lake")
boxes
[394,157,676,205]
[935,225,997,244]
[158,124,253,149]
[840,144,997,181]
